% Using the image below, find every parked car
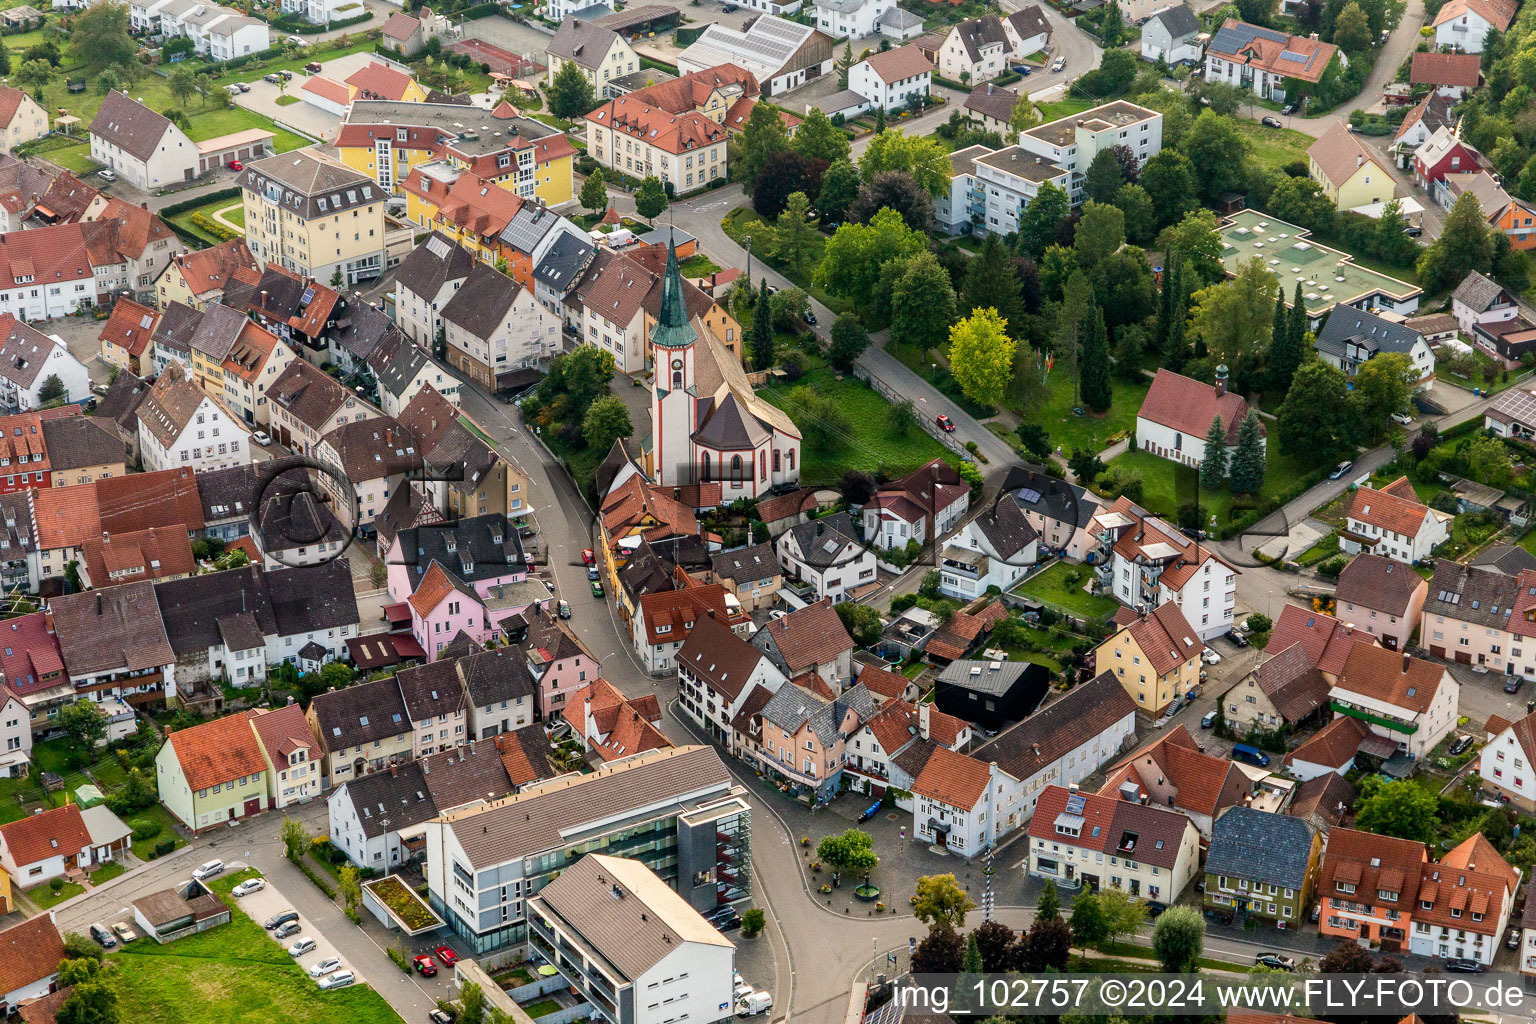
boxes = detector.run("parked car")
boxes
[1203,908,1234,926]
[1449,735,1475,756]
[1507,677,1524,694]
[1225,630,1250,648]
[721,3,738,9]
[318,970,356,990]
[1201,647,1221,665]
[1232,743,1271,767]
[274,921,302,939]
[1391,411,1414,425]
[557,599,571,620]
[1051,57,1065,71]
[430,1012,455,1024]
[90,923,116,948]
[1145,901,1168,918]
[285,36,304,46]
[1201,710,1217,729]
[1282,102,1297,114]
[737,992,772,1017]
[434,946,459,967]
[586,565,600,581]
[707,906,742,931]
[264,73,281,84]
[304,61,322,73]
[225,84,243,95]
[1445,958,1486,973]
[1261,116,1283,128]
[803,310,817,325]
[936,414,955,432]
[1510,928,1523,950]
[235,81,250,92]
[228,159,243,171]
[252,431,272,446]
[413,955,438,977]
[1329,460,1353,480]
[97,169,116,182]
[193,859,224,880]
[591,580,604,598]
[233,878,266,897]
[1256,954,1296,971]
[288,937,317,957]
[309,958,344,978]
[90,381,109,396]
[265,910,299,930]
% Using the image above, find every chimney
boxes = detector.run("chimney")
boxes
[1357,154,1363,167]
[1310,31,1319,39]
[388,763,397,776]
[1214,363,1229,397]
[1403,653,1411,673]
[918,701,931,739]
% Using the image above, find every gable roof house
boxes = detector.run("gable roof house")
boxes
[1335,553,1429,651]
[1222,640,1331,734]
[1204,806,1321,926]
[1478,709,1536,811]
[1414,125,1483,190]
[97,297,159,377]
[1317,825,1429,947]
[937,496,1038,600]
[154,237,258,311]
[1203,20,1341,103]
[1093,601,1202,718]
[1283,713,1374,780]
[707,541,782,612]
[49,579,174,712]
[934,657,1049,730]
[545,18,641,100]
[1101,725,1253,838]
[862,459,970,552]
[1135,367,1264,475]
[1141,3,1201,64]
[153,710,271,832]
[568,676,670,762]
[932,15,1014,84]
[675,17,834,98]
[0,913,65,1015]
[0,802,117,886]
[1341,476,1451,564]
[749,597,856,694]
[1329,644,1459,760]
[910,745,1022,857]
[305,674,414,788]
[0,317,91,411]
[1267,603,1380,682]
[1313,306,1435,385]
[1308,120,1396,211]
[314,415,423,531]
[756,680,876,800]
[393,231,475,352]
[1027,784,1203,902]
[1411,834,1521,965]
[677,614,788,760]
[632,577,750,675]
[135,366,251,475]
[848,45,932,114]
[843,696,972,795]
[267,357,382,456]
[441,261,557,390]
[775,511,877,605]
[88,92,197,191]
[1432,0,1514,52]
[1410,50,1482,97]
[397,383,528,522]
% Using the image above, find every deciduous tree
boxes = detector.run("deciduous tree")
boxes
[1069,891,1109,955]
[1084,147,1127,204]
[1152,906,1207,975]
[1418,191,1495,293]
[912,923,965,973]
[579,168,607,214]
[740,102,791,192]
[858,129,951,196]
[815,827,879,871]
[1277,360,1356,462]
[949,308,1016,407]
[581,395,633,452]
[1156,208,1226,286]
[1139,150,1198,229]
[1354,775,1437,843]
[1182,110,1249,201]
[912,873,976,929]
[58,699,107,752]
[792,107,850,166]
[634,176,668,222]
[69,2,138,68]
[1009,91,1040,139]
[828,313,869,372]
[1352,351,1417,441]
[1074,200,1125,269]
[815,208,927,310]
[890,251,956,354]
[816,157,860,223]
[1189,256,1279,367]
[848,170,933,233]
[1016,181,1070,258]
[1114,182,1155,245]
[753,150,818,219]
[547,60,596,119]
[1332,0,1372,53]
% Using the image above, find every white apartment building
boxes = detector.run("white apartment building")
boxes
[848,45,931,112]
[136,371,251,474]
[1340,478,1451,564]
[1027,785,1202,902]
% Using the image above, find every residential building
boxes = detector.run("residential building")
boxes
[1283,713,1373,780]
[1101,726,1252,838]
[633,580,749,675]
[1478,710,1536,809]
[1090,495,1240,640]
[1334,553,1428,651]
[750,598,855,693]
[506,602,601,721]
[932,15,1011,83]
[391,518,546,658]
[136,366,251,474]
[0,87,47,154]
[268,357,381,455]
[239,149,387,286]
[933,658,1048,729]
[911,748,1020,857]
[1313,307,1436,386]
[1268,602,1381,683]
[1290,772,1359,833]
[1010,472,1099,559]
[375,339,457,419]
[677,615,787,754]
[1318,825,1429,946]
[98,297,159,376]
[442,262,558,387]
[1411,834,1520,964]
[1392,93,1457,158]
[30,466,203,582]
[0,318,90,411]
[530,853,736,1024]
[306,674,414,788]
[1431,0,1514,52]
[1026,784,1202,902]
[1222,641,1330,733]
[155,711,272,831]
[0,682,29,777]
[88,92,197,190]
[1308,120,1395,211]
[154,239,258,311]
[1410,51,1482,98]
[1141,4,1201,64]
[48,579,173,724]
[968,669,1136,823]
[1340,476,1451,564]
[597,475,700,600]
[848,45,931,112]
[843,696,969,797]
[424,744,750,954]
[1414,125,1483,189]
[961,82,1025,136]
[1328,645,1459,760]
[1204,806,1321,927]
[708,541,782,612]
[394,231,474,348]
[313,415,420,530]
[248,702,320,810]
[0,802,128,885]
[1203,20,1341,102]
[810,0,919,40]
[546,19,641,99]
[337,100,577,208]
[79,194,178,304]
[1135,366,1263,474]
[0,914,64,1016]
[1421,561,1536,675]
[78,526,195,590]
[397,384,527,520]
[676,18,835,97]
[567,676,670,762]
[1437,169,1536,252]
[862,459,970,551]
[1093,602,1202,717]
[133,0,270,58]
[453,643,536,740]
[380,8,455,55]
[756,681,875,800]
[775,512,876,603]
[937,496,1038,600]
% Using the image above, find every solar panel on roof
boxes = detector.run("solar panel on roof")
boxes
[300,286,316,305]
[1018,487,1042,504]
[1279,49,1309,62]
[1065,793,1087,815]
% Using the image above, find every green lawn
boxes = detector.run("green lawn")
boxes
[758,365,954,483]
[31,881,84,909]
[679,254,723,277]
[1236,119,1313,174]
[126,805,187,861]
[114,873,404,1024]
[521,1000,563,1017]
[1036,97,1094,122]
[275,95,301,106]
[48,143,102,175]
[1102,444,1319,530]
[221,35,383,84]
[1012,561,1119,622]
[90,861,126,885]
[1020,372,1148,455]
[1297,530,1339,566]
[218,203,246,228]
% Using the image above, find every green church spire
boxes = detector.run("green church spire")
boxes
[650,240,697,350]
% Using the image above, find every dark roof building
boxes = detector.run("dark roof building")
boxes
[933,658,1049,729]
[1205,806,1317,892]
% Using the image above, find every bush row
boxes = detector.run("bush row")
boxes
[159,186,242,219]
[272,9,373,33]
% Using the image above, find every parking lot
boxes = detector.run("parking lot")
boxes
[231,873,362,989]
[234,51,402,142]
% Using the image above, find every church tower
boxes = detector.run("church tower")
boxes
[650,241,699,486]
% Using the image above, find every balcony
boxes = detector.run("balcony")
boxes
[1330,699,1418,734]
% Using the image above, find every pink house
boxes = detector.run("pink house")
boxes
[386,514,550,661]
[511,604,603,721]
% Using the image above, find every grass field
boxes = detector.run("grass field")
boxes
[1103,446,1318,529]
[125,805,188,861]
[758,364,955,483]
[522,1000,563,1017]
[1012,561,1119,622]
[217,203,246,228]
[90,861,126,885]
[275,95,301,106]
[1236,119,1313,174]
[1021,372,1148,455]
[113,870,404,1024]
[1036,97,1094,122]
[32,880,84,909]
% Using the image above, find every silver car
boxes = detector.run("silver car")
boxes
[318,970,356,990]
[309,957,344,978]
[288,937,317,957]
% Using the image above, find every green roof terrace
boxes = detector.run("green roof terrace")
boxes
[1217,209,1422,321]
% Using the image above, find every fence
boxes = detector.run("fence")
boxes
[850,364,971,462]
[505,975,571,1002]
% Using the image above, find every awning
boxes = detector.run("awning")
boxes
[391,634,426,658]
[383,601,411,627]
[927,818,951,832]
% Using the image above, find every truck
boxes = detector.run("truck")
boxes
[736,992,773,1016]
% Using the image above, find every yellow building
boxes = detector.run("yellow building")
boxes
[546,19,641,100]
[154,238,260,311]
[239,148,387,286]
[343,61,429,104]
[1094,603,1204,717]
[1308,121,1395,211]
[0,864,11,914]
[335,100,577,208]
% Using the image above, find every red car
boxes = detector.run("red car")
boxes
[227,159,243,171]
[936,414,955,432]
[434,946,459,967]
[413,955,438,977]
[581,548,595,566]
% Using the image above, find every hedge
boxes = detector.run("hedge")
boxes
[191,211,242,242]
[159,186,241,219]
[273,9,373,32]
[640,55,679,75]
[457,2,505,18]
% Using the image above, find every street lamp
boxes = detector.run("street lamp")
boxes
[744,235,753,282]
[931,362,937,382]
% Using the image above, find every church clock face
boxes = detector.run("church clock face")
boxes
[671,359,683,370]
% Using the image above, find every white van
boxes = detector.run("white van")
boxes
[736,992,772,1016]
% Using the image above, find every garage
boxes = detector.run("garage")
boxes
[195,128,276,174]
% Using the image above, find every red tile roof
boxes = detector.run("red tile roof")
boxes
[80,526,195,589]
[635,584,735,646]
[1206,18,1339,82]
[248,703,317,767]
[1334,644,1447,714]
[571,676,670,760]
[1318,825,1427,906]
[1138,368,1261,444]
[855,663,914,702]
[1267,603,1378,677]
[0,914,64,997]
[754,598,853,675]
[0,803,91,866]
[1431,0,1515,31]
[1346,477,1439,538]
[0,610,65,696]
[30,466,204,551]
[345,62,418,100]
[1410,51,1481,88]
[381,10,419,40]
[1118,602,1201,676]
[912,746,992,809]
[165,711,268,791]
[1101,725,1246,818]
[1284,713,1370,770]
[97,297,158,358]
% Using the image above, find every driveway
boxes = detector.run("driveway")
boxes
[234,50,398,143]
[237,877,361,986]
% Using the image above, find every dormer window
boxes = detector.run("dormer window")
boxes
[1451,908,1462,918]
[1378,889,1397,902]
[1337,882,1356,894]
[1421,900,1433,910]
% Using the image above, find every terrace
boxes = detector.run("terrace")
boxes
[1217,210,1421,321]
